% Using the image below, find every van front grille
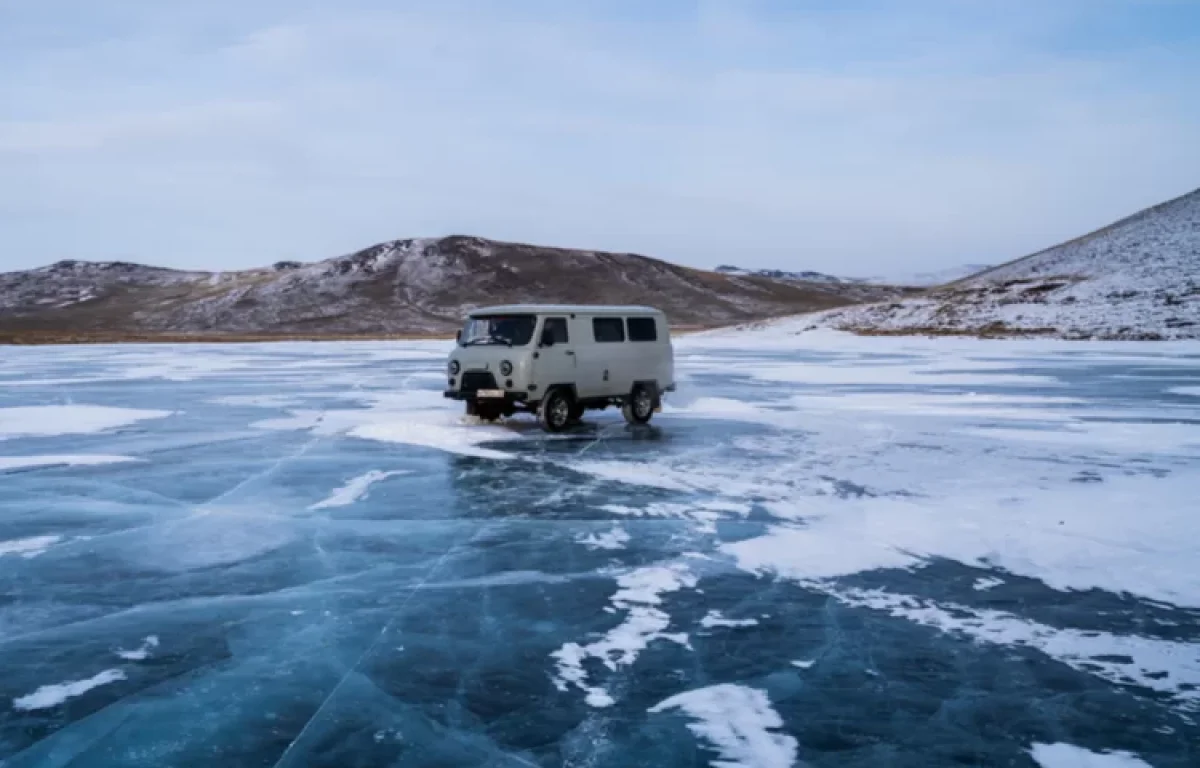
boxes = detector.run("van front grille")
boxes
[460,371,498,392]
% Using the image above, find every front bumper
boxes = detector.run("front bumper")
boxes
[444,390,528,403]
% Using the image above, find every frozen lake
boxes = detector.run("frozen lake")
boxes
[1,331,1199,767]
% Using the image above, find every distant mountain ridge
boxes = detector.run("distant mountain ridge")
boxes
[864,264,993,287]
[714,265,854,285]
[788,188,1200,340]
[714,263,993,288]
[0,236,904,339]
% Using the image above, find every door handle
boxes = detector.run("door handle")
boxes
[565,350,575,356]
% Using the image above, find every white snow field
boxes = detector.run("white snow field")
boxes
[0,330,1197,767]
[798,187,1200,340]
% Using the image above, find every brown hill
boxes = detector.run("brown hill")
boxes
[0,235,905,341]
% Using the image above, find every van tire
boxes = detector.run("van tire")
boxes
[538,388,573,433]
[622,384,655,425]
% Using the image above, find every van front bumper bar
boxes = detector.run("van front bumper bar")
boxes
[444,390,528,403]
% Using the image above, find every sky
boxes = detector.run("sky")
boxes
[1,0,1198,278]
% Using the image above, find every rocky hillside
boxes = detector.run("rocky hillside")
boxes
[793,188,1200,340]
[0,236,901,339]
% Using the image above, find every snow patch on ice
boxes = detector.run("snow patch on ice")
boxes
[967,422,1200,453]
[791,659,816,669]
[252,395,523,460]
[749,362,1060,388]
[1169,386,1200,397]
[116,635,160,661]
[724,469,1200,609]
[1030,742,1154,768]
[0,454,140,471]
[13,669,127,711]
[577,526,630,551]
[0,534,63,558]
[211,394,303,407]
[699,610,759,628]
[352,417,515,460]
[835,588,1200,710]
[0,405,173,440]
[601,500,751,534]
[725,522,918,583]
[553,563,697,707]
[649,684,800,768]
[309,470,409,510]
[974,577,1005,591]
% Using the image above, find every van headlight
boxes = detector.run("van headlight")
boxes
[499,360,513,376]
[449,360,460,375]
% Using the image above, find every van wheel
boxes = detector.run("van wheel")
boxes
[622,385,655,425]
[538,388,573,433]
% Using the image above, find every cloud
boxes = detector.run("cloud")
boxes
[0,101,278,152]
[0,0,1197,275]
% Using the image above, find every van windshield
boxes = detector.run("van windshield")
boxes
[460,314,536,347]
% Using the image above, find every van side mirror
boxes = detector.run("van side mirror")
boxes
[540,329,555,347]
[455,330,462,343]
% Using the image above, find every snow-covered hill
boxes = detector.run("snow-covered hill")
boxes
[789,188,1200,340]
[0,236,890,339]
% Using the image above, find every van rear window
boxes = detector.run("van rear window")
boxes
[626,317,657,342]
[592,317,625,343]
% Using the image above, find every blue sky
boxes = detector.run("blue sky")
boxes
[1,0,1198,276]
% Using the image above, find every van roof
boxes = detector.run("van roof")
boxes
[468,304,664,317]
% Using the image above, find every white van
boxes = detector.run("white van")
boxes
[444,304,676,432]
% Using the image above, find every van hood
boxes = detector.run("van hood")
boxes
[449,344,530,370]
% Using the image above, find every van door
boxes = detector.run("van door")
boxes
[533,316,575,395]
[578,315,627,398]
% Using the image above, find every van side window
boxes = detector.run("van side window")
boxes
[626,317,657,342]
[592,317,626,343]
[543,317,569,344]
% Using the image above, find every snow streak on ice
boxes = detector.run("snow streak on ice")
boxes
[649,684,801,768]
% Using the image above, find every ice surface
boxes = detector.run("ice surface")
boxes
[1030,743,1154,768]
[649,684,800,768]
[0,336,1197,766]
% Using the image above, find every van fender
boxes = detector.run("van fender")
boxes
[630,379,662,408]
[543,383,579,403]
